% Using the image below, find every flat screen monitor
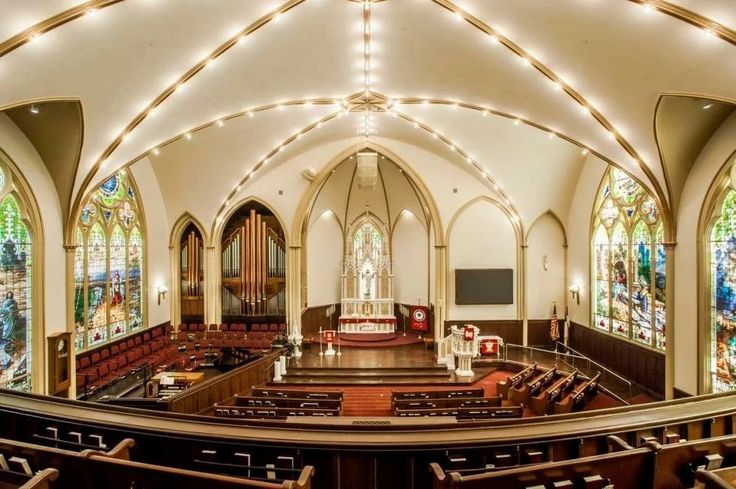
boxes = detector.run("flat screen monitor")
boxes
[455,268,513,305]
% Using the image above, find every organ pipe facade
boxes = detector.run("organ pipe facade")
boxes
[180,225,204,322]
[222,207,286,316]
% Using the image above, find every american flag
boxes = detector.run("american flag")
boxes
[550,304,560,342]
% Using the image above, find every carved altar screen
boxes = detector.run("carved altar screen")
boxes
[341,218,394,320]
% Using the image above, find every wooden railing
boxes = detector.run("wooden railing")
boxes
[0,389,735,488]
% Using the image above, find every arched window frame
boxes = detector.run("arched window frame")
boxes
[703,159,736,393]
[74,170,146,352]
[590,168,665,351]
[0,152,43,393]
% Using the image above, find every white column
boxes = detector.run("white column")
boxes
[434,245,447,343]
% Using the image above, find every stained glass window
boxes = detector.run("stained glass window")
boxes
[0,193,32,392]
[74,171,145,351]
[710,190,736,392]
[591,168,665,350]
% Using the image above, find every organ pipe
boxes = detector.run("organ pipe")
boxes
[221,210,287,314]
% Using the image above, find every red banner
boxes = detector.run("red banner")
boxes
[323,330,335,342]
[410,306,429,331]
[463,326,475,341]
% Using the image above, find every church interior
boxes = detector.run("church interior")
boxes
[1,1,736,488]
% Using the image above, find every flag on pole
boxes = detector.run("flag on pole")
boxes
[550,304,560,342]
[564,305,570,345]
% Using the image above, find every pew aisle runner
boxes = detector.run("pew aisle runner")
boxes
[257,370,632,417]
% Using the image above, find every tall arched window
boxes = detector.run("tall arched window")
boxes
[74,171,145,352]
[591,168,665,350]
[0,162,36,392]
[708,185,736,392]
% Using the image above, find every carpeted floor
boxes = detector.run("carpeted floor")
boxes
[331,334,424,348]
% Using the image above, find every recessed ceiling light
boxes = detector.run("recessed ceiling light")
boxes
[703,103,715,110]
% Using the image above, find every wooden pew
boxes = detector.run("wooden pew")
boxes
[392,389,484,401]
[215,406,341,419]
[529,369,578,416]
[392,396,501,413]
[0,467,58,489]
[430,444,655,489]
[554,372,601,415]
[234,395,342,411]
[496,363,537,399]
[0,435,314,488]
[648,434,736,489]
[697,467,736,489]
[508,367,557,405]
[251,388,343,401]
[395,406,523,420]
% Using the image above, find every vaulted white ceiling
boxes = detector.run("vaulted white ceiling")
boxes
[1,0,735,227]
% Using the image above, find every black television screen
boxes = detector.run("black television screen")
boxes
[455,269,514,305]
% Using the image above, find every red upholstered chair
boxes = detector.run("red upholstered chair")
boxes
[134,336,143,346]
[269,323,278,332]
[198,324,207,332]
[79,356,91,370]
[111,345,120,357]
[91,352,101,365]
[279,323,287,332]
[119,342,128,354]
[127,339,136,350]
[143,333,151,343]
[100,348,110,361]
[218,324,228,332]
[152,328,161,338]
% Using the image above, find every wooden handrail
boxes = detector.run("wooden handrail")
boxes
[80,438,135,460]
[18,467,59,489]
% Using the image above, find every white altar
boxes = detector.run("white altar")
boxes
[339,210,396,334]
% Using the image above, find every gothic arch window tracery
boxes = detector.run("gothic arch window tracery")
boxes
[0,162,35,392]
[74,171,145,352]
[591,168,665,351]
[707,177,736,393]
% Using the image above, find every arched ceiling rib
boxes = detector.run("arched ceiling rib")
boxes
[1,0,735,231]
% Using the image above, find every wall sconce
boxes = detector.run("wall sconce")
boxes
[569,283,580,305]
[157,286,168,305]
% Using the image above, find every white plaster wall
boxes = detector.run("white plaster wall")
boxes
[306,212,342,307]
[565,154,608,326]
[393,211,429,305]
[0,114,65,392]
[675,112,736,395]
[448,199,517,320]
[527,213,566,319]
[130,158,170,327]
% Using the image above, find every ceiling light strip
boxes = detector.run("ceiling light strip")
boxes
[0,0,126,58]
[75,0,307,214]
[215,111,341,219]
[432,0,669,217]
[394,110,520,216]
[627,0,736,44]
[105,97,341,174]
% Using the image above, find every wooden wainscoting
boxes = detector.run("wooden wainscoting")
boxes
[301,305,342,338]
[569,322,665,397]
[528,319,556,347]
[443,320,522,344]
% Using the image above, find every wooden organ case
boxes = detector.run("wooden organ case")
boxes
[222,207,286,317]
[180,225,204,323]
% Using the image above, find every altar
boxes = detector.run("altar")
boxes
[339,316,396,334]
[339,202,396,334]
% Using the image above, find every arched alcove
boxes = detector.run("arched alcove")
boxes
[526,211,567,324]
[219,200,287,323]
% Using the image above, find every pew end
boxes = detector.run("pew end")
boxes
[607,435,635,452]
[80,438,135,460]
[429,462,463,488]
[696,467,736,489]
[284,465,314,489]
[16,467,59,489]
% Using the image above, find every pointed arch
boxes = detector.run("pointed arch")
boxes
[73,170,147,352]
[698,149,736,394]
[590,167,666,350]
[527,209,568,248]
[169,212,209,327]
[0,149,43,393]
